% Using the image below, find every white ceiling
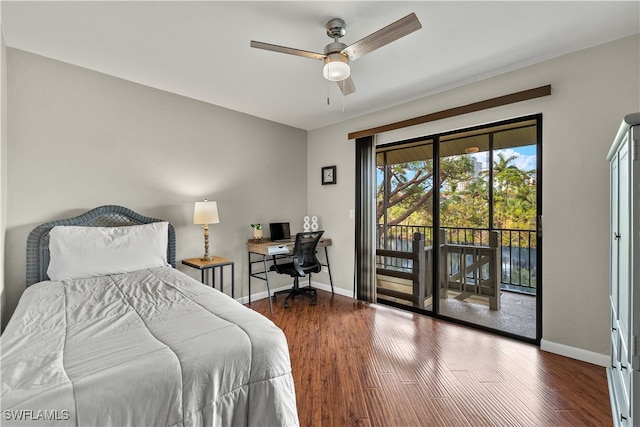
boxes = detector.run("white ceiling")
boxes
[2,1,639,130]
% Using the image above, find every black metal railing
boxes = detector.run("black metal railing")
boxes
[376,224,537,293]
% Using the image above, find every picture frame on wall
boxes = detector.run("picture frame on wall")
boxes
[322,166,337,185]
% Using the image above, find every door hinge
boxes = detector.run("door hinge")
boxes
[633,335,640,370]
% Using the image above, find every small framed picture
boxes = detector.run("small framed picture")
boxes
[322,166,337,185]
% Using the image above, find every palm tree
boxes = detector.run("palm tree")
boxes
[492,152,535,229]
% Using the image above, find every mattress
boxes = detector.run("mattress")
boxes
[1,267,299,426]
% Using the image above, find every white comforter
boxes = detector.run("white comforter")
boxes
[1,267,299,426]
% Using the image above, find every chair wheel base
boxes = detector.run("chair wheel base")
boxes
[273,285,317,309]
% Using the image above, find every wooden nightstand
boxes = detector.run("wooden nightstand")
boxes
[182,256,235,298]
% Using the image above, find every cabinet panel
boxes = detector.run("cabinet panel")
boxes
[611,153,620,320]
[618,141,631,358]
[610,365,630,426]
[620,340,632,410]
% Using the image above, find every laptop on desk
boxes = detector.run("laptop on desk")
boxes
[269,222,291,242]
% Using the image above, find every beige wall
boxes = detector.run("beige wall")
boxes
[4,49,308,320]
[307,34,640,363]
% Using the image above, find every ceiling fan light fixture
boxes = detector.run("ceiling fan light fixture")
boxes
[251,12,422,96]
[323,53,350,82]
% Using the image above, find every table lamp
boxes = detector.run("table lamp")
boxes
[193,200,219,261]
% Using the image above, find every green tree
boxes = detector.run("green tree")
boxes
[377,156,474,227]
[377,148,537,246]
[440,173,488,229]
[492,152,536,230]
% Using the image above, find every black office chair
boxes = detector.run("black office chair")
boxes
[270,231,324,308]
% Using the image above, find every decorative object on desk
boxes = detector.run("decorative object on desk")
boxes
[193,199,219,261]
[251,224,263,242]
[321,165,336,185]
[311,215,319,231]
[303,216,310,231]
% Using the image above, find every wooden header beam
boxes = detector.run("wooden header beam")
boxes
[348,85,551,140]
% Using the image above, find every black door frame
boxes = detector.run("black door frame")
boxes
[361,114,543,345]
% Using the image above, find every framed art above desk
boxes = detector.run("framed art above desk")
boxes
[247,237,333,314]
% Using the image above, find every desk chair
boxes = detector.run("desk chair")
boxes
[270,231,324,308]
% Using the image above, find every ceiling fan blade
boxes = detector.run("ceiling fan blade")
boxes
[337,76,356,96]
[250,40,326,61]
[341,13,422,61]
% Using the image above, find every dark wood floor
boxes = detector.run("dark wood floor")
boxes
[247,290,612,427]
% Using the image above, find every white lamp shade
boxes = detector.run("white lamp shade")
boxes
[193,200,220,224]
[323,53,350,82]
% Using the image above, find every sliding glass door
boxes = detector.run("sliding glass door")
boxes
[371,115,541,343]
[375,138,436,312]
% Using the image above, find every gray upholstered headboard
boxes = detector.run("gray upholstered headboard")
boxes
[25,205,176,286]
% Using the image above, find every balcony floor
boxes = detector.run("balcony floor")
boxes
[378,285,536,339]
[438,290,536,339]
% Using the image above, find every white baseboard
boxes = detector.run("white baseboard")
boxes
[309,280,353,298]
[540,338,609,367]
[234,280,353,305]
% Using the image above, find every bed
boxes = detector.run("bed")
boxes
[1,205,299,426]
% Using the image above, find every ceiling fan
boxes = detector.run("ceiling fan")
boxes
[250,13,422,96]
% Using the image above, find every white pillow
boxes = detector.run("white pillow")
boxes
[47,222,169,281]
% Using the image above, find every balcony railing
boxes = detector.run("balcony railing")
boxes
[376,224,537,293]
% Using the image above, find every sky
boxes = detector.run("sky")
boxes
[505,145,537,171]
[471,145,537,172]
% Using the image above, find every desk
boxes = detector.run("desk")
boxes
[247,237,333,314]
[182,256,235,298]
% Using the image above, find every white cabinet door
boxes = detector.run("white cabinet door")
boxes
[611,136,632,423]
[618,138,631,361]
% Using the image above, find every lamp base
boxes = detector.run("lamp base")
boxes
[201,255,213,261]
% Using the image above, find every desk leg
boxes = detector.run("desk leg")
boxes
[248,252,252,304]
[231,263,235,299]
[220,267,224,294]
[201,269,206,286]
[263,255,273,315]
[325,247,334,294]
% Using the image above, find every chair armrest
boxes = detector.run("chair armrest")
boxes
[292,257,306,277]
